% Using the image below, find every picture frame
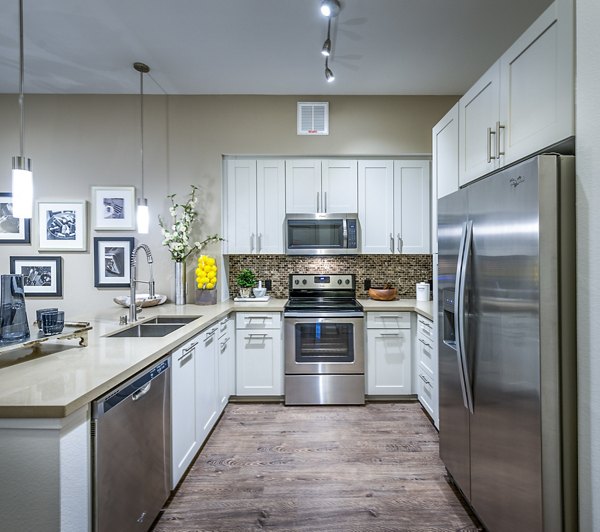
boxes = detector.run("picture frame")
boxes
[38,201,87,251]
[94,236,134,288]
[0,192,31,244]
[91,186,136,231]
[9,256,63,297]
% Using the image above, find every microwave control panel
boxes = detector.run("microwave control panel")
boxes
[347,220,358,249]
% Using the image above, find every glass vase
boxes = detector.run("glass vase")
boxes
[174,261,186,305]
[0,274,30,343]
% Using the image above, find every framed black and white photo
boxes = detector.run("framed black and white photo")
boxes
[38,201,87,251]
[94,237,134,287]
[91,186,136,230]
[0,192,31,244]
[10,256,63,297]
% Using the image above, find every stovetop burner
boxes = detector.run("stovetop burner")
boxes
[284,274,363,316]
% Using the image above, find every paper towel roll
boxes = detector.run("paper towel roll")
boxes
[416,282,430,301]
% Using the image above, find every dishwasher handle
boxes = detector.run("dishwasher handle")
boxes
[93,357,170,418]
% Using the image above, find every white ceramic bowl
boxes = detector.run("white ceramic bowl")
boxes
[253,287,267,298]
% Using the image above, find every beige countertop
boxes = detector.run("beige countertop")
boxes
[0,297,432,419]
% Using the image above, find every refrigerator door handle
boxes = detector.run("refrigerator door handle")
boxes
[457,220,474,413]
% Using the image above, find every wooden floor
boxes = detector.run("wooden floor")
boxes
[154,402,481,532]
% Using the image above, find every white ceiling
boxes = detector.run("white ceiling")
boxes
[0,0,552,95]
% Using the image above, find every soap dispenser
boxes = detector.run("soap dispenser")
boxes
[0,274,30,343]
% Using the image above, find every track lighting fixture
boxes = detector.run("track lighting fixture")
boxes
[321,19,332,56]
[325,59,335,82]
[320,0,340,18]
[11,0,33,219]
[134,62,150,234]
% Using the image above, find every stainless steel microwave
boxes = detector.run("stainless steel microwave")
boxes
[285,213,359,255]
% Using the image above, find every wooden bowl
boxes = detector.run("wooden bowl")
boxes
[368,288,398,301]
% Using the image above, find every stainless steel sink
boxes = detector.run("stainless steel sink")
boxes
[143,316,201,325]
[108,323,185,338]
[107,315,202,338]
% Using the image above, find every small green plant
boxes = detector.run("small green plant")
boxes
[236,268,257,288]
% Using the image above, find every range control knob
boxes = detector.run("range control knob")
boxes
[337,279,343,285]
[302,279,307,285]
[345,279,351,285]
[294,279,299,285]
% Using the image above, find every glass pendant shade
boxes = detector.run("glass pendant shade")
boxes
[11,156,32,219]
[136,198,149,234]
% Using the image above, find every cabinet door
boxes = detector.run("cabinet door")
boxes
[458,62,500,186]
[226,317,236,398]
[236,329,282,396]
[196,326,219,442]
[226,159,257,253]
[171,339,199,488]
[433,103,459,201]
[367,328,412,395]
[256,160,285,253]
[358,160,394,254]
[321,160,358,213]
[500,0,574,165]
[285,160,322,213]
[393,160,430,254]
[416,362,436,420]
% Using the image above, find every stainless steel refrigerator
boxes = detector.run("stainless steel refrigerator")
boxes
[438,154,577,532]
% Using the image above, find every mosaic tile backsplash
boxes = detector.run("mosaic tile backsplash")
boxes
[227,255,432,299]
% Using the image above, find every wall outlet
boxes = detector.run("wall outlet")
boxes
[265,279,272,291]
[364,278,371,291]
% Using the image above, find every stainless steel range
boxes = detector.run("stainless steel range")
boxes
[284,274,365,405]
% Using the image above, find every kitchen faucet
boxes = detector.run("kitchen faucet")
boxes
[129,244,155,323]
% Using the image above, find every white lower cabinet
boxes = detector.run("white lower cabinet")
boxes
[415,315,438,426]
[171,336,200,489]
[236,312,283,396]
[218,314,235,413]
[197,324,219,443]
[366,312,412,395]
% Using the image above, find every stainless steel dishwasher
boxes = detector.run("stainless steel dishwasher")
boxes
[92,356,171,532]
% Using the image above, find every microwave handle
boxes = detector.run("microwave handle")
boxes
[316,192,320,213]
[324,191,327,213]
[343,219,348,248]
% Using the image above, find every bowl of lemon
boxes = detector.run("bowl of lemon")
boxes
[195,255,218,305]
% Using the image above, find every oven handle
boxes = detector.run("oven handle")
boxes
[283,312,364,319]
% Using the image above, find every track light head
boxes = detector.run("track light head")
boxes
[320,0,340,18]
[321,38,331,57]
[325,63,335,83]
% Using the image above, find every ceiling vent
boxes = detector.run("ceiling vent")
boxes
[297,102,329,135]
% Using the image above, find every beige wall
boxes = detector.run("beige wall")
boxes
[0,94,457,319]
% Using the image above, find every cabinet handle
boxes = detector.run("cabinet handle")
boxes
[390,233,394,253]
[257,233,262,253]
[250,233,255,253]
[419,374,431,386]
[246,333,268,340]
[496,121,505,158]
[397,234,402,253]
[379,332,400,337]
[246,315,271,321]
[182,341,198,355]
[317,192,320,213]
[487,127,497,162]
[324,191,327,213]
[178,350,193,363]
[419,338,433,349]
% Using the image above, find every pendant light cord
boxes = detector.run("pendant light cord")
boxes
[139,69,145,198]
[18,0,25,158]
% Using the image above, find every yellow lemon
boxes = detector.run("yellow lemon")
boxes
[206,282,215,289]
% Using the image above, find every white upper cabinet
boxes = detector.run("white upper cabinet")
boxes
[433,103,460,201]
[225,159,285,254]
[393,160,430,255]
[359,160,430,254]
[459,0,574,187]
[358,160,394,254]
[499,0,574,165]
[321,160,358,213]
[286,159,358,213]
[459,62,501,186]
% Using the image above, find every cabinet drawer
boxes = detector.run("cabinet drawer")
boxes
[236,312,281,330]
[417,363,435,418]
[416,316,434,340]
[366,312,411,329]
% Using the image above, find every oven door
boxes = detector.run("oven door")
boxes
[284,316,364,374]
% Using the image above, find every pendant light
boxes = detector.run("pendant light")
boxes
[321,19,332,57]
[134,62,150,234]
[11,0,33,219]
[320,0,340,18]
[325,59,335,82]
